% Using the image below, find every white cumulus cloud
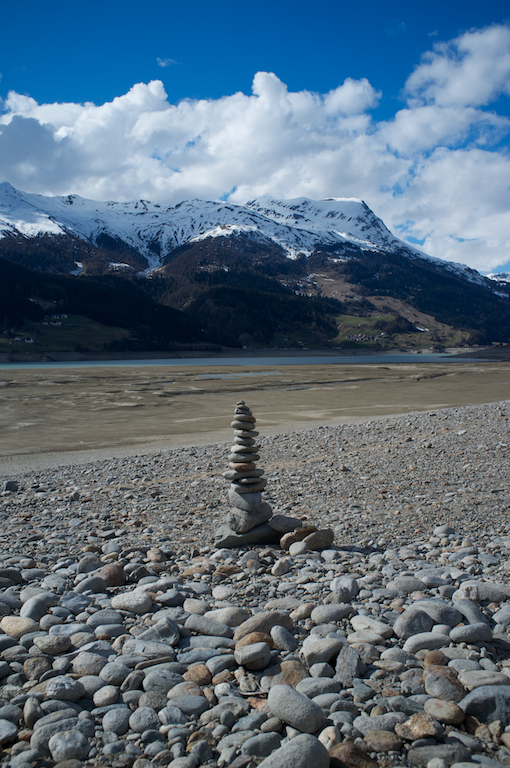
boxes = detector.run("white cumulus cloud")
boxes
[1,24,509,273]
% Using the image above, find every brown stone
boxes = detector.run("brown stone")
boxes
[235,631,274,649]
[329,743,378,768]
[246,696,271,710]
[183,664,213,686]
[363,729,403,752]
[214,564,243,576]
[280,526,318,550]
[289,603,315,621]
[23,656,52,680]
[95,563,126,587]
[395,713,444,741]
[203,686,217,705]
[147,548,167,562]
[0,616,39,639]
[228,462,256,472]
[233,610,293,642]
[500,732,510,750]
[424,650,448,667]
[424,697,465,725]
[181,561,215,577]
[271,659,309,688]
[186,730,216,751]
[304,528,334,551]
[212,670,235,685]
[489,720,503,741]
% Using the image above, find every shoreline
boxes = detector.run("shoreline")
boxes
[0,344,508,366]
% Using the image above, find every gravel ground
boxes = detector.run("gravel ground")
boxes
[0,400,509,768]
[2,400,507,552]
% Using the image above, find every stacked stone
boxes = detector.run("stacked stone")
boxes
[215,401,280,547]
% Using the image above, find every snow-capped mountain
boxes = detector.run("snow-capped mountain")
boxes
[0,182,499,292]
[0,182,421,268]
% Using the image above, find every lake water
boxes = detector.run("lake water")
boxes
[0,353,483,370]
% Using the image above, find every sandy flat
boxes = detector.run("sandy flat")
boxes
[1,360,509,474]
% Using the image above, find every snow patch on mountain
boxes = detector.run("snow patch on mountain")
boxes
[487,272,510,284]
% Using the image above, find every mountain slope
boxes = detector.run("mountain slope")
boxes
[0,257,212,354]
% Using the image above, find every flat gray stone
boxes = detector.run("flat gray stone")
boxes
[335,644,365,687]
[311,604,352,624]
[329,576,359,600]
[30,717,94,755]
[353,712,407,734]
[45,675,86,702]
[235,641,272,671]
[215,523,280,548]
[295,677,341,698]
[386,576,426,593]
[407,744,472,766]
[20,593,59,621]
[168,695,210,716]
[459,685,510,724]
[403,632,452,654]
[231,479,267,494]
[143,669,184,694]
[101,704,132,736]
[86,609,124,629]
[458,671,510,690]
[268,684,325,733]
[226,503,272,533]
[75,575,107,594]
[228,488,262,511]
[241,731,282,757]
[453,598,490,626]
[450,622,492,644]
[99,661,132,685]
[257,733,330,768]
[0,718,18,745]
[48,729,90,761]
[185,615,233,638]
[301,635,345,666]
[111,590,152,613]
[137,617,181,646]
[268,514,303,533]
[158,705,188,725]
[454,580,510,603]
[270,625,298,652]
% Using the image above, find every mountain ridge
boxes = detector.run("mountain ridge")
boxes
[0,182,488,288]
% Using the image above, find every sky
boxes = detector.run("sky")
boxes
[0,0,509,274]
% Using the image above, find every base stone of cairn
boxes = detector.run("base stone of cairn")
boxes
[215,401,283,547]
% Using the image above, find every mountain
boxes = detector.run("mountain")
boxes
[0,182,483,280]
[0,182,509,351]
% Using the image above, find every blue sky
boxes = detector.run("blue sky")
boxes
[1,0,510,273]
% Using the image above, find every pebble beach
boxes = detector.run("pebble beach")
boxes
[0,398,509,768]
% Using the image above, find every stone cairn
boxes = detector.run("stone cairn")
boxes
[215,401,335,550]
[217,400,276,546]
